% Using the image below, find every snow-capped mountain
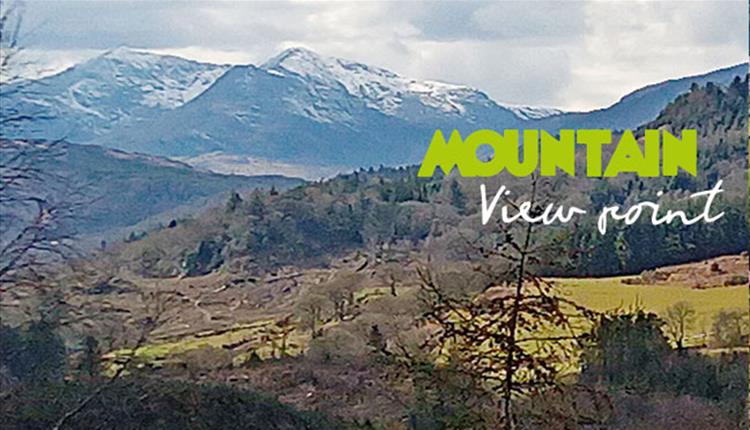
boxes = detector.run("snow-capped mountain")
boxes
[3,46,746,174]
[2,47,228,141]
[256,47,528,127]
[91,47,526,167]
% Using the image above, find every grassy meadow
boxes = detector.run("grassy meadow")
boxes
[558,276,748,348]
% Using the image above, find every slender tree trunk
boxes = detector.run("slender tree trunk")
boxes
[502,178,537,430]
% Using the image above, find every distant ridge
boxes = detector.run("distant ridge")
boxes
[2,47,745,175]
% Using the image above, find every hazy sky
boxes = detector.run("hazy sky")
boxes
[8,0,748,111]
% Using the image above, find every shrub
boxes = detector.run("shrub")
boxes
[0,379,340,430]
[723,274,748,286]
[306,327,368,365]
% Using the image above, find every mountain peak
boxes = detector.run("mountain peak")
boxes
[92,47,229,69]
[9,46,231,134]
[262,46,323,68]
[99,46,159,61]
[262,46,399,80]
[84,46,185,72]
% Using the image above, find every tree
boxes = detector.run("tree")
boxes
[664,301,696,350]
[77,335,100,379]
[366,324,386,355]
[0,139,84,287]
[181,239,224,276]
[1,1,49,132]
[248,190,266,218]
[580,311,671,391]
[50,288,182,430]
[378,260,407,297]
[307,327,368,365]
[0,320,65,385]
[449,180,466,214]
[319,272,363,322]
[0,2,83,289]
[414,176,594,429]
[225,191,243,212]
[296,290,330,338]
[711,309,748,348]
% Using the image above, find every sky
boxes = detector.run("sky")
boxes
[6,0,748,111]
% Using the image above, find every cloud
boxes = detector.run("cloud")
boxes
[471,1,586,42]
[558,0,748,110]
[12,0,748,110]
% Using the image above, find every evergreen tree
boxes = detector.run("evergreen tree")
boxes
[78,335,101,378]
[449,180,467,214]
[226,191,243,212]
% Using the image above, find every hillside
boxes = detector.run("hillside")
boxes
[11,141,304,238]
[1,379,340,430]
[5,248,740,427]
[3,78,746,430]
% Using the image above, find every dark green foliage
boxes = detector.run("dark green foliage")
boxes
[77,336,100,378]
[406,358,497,430]
[581,311,748,426]
[181,240,225,276]
[0,379,341,430]
[581,312,672,390]
[248,190,267,218]
[225,191,243,212]
[545,78,748,276]
[366,325,386,356]
[0,321,66,385]
[449,180,467,214]
[557,198,748,276]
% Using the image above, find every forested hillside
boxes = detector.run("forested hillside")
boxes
[113,77,748,278]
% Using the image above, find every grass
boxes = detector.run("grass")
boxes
[555,276,748,346]
[107,319,304,367]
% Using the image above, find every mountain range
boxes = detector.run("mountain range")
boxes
[3,47,746,178]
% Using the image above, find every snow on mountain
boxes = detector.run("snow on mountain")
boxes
[262,47,508,118]
[500,104,564,120]
[2,47,228,141]
[91,48,525,168]
[88,47,229,109]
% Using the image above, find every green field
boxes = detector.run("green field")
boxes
[557,277,748,346]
